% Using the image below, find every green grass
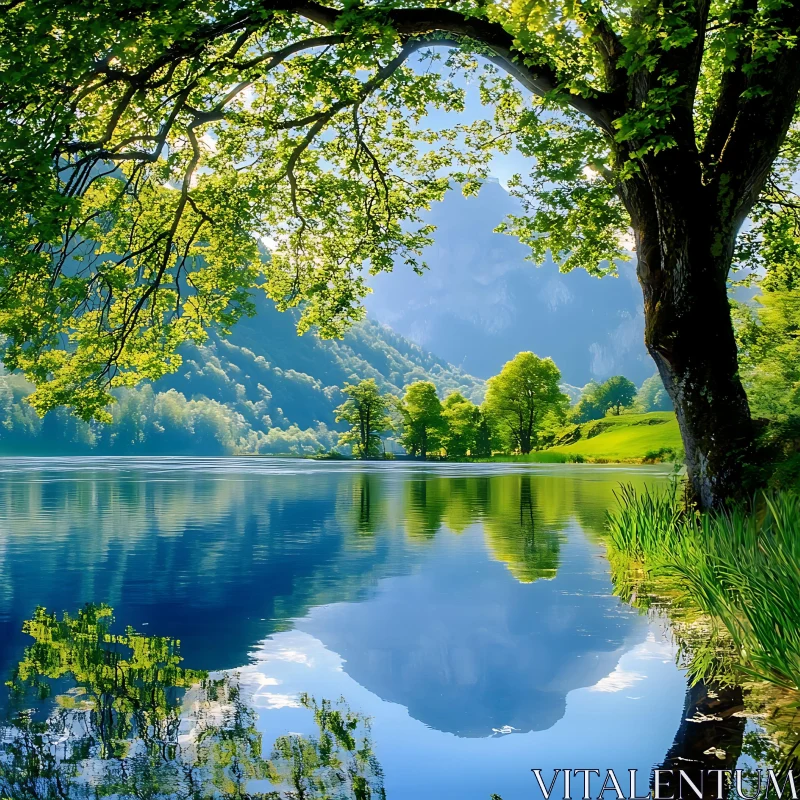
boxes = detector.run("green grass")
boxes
[546,411,683,462]
[478,451,572,464]
[607,484,800,693]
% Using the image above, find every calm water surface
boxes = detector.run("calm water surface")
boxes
[0,460,749,798]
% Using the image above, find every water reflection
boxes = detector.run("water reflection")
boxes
[656,680,746,798]
[0,460,738,797]
[0,603,753,800]
[1,604,383,799]
[483,475,562,582]
[0,461,660,675]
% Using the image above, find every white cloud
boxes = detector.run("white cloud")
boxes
[589,667,645,693]
[252,692,303,710]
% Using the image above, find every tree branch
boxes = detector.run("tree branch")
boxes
[280,1,617,133]
[710,1,800,229]
[700,0,757,171]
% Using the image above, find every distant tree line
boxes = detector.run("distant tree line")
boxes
[336,352,569,458]
[0,371,339,456]
[335,353,676,459]
[0,348,674,458]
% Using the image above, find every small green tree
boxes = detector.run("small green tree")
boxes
[636,374,674,413]
[441,392,479,458]
[570,382,606,423]
[484,352,568,454]
[334,379,393,458]
[594,376,638,416]
[399,381,444,459]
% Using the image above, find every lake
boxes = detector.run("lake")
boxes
[0,459,755,799]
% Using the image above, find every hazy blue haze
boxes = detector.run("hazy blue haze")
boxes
[366,181,651,385]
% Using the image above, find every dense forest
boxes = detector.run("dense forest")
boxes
[0,297,484,455]
[0,295,676,458]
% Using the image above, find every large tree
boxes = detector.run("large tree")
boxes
[441,390,479,457]
[484,351,567,454]
[2,0,800,505]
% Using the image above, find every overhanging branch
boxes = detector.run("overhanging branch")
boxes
[282,1,618,133]
[700,0,800,229]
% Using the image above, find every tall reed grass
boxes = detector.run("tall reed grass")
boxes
[607,485,800,692]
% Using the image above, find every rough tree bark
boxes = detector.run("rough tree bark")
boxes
[643,244,753,511]
[621,159,756,508]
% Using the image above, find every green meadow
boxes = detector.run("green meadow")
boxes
[546,411,683,463]
[471,412,682,464]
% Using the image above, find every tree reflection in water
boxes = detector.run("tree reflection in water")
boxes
[346,472,568,581]
[655,680,746,799]
[0,468,766,800]
[0,605,384,799]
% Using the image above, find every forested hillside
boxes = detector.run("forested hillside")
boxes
[0,297,484,455]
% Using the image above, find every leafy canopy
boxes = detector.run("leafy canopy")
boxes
[441,390,479,457]
[484,351,567,453]
[735,291,800,421]
[593,375,637,415]
[571,375,640,420]
[334,378,395,457]
[570,381,606,423]
[636,373,673,412]
[2,0,800,417]
[398,380,444,457]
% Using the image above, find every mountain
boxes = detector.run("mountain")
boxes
[0,181,661,455]
[0,297,484,455]
[163,293,485,429]
[365,179,654,386]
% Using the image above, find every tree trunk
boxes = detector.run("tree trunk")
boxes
[630,173,755,509]
[519,409,533,454]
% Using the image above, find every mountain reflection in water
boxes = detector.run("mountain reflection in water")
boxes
[0,460,750,798]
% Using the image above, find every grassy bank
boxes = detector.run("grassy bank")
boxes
[606,486,800,770]
[607,485,800,691]
[310,412,684,463]
[474,411,683,464]
[473,451,573,463]
[546,411,683,463]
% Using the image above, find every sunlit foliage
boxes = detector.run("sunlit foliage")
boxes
[3,0,799,426]
[484,351,568,454]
